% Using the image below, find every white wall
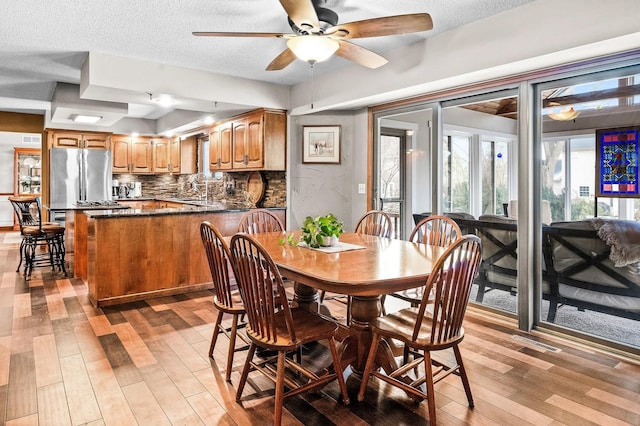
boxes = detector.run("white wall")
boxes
[287,109,368,231]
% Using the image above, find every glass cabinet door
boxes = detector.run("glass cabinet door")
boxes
[14,148,41,196]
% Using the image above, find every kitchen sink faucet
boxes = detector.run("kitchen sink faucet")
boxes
[192,173,208,201]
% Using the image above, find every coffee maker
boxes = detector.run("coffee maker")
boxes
[111,179,119,199]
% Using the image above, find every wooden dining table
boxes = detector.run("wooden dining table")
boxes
[241,231,446,374]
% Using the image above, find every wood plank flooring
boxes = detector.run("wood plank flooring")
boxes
[0,231,639,425]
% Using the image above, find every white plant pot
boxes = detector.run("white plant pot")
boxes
[320,235,339,247]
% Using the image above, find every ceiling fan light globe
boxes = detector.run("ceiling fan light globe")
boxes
[287,35,339,63]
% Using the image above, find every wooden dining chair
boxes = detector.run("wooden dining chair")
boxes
[320,210,393,324]
[230,233,349,426]
[357,234,482,426]
[354,209,393,238]
[385,215,462,307]
[237,209,284,234]
[200,221,249,382]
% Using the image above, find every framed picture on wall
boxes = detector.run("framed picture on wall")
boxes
[596,126,640,198]
[302,125,341,164]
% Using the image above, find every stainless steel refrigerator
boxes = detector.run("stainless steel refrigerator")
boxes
[50,147,112,206]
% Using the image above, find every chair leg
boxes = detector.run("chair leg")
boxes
[274,351,286,426]
[453,345,474,408]
[327,336,350,405]
[423,351,437,426]
[236,343,256,402]
[319,290,326,303]
[379,295,387,316]
[209,310,224,358]
[225,314,240,382]
[357,333,381,402]
[16,239,25,273]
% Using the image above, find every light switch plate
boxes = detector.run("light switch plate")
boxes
[358,183,366,194]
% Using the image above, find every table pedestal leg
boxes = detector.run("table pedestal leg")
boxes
[339,295,397,375]
[292,283,332,317]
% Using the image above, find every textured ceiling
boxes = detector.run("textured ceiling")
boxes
[0,0,534,127]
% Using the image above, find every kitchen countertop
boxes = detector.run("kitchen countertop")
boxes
[83,200,284,218]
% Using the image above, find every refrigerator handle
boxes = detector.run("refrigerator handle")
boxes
[79,149,86,201]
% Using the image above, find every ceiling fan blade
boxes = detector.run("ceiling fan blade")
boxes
[279,0,319,32]
[335,40,388,69]
[266,48,297,71]
[192,31,285,38]
[326,13,433,39]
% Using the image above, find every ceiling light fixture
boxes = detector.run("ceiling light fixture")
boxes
[149,93,175,108]
[547,102,580,121]
[287,36,339,64]
[70,114,102,124]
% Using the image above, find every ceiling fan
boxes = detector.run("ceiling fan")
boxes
[193,0,433,70]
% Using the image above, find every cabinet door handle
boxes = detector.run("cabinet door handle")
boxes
[243,154,248,165]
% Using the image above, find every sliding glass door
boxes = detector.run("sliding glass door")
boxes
[535,66,640,349]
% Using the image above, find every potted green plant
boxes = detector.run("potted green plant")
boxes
[300,213,344,248]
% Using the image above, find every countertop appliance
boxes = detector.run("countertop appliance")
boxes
[50,147,113,209]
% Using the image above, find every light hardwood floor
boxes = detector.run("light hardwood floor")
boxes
[0,231,639,425]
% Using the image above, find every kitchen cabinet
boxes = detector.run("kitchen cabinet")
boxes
[14,148,41,196]
[209,122,232,171]
[48,130,111,149]
[12,148,42,230]
[170,137,181,173]
[209,108,286,172]
[180,135,197,174]
[153,137,181,173]
[113,135,182,174]
[233,112,264,169]
[112,135,153,174]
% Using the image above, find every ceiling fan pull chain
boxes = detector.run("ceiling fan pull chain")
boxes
[310,63,315,109]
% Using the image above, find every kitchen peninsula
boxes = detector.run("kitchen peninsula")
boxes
[71,200,285,307]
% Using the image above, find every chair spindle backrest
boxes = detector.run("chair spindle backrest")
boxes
[414,235,482,344]
[9,196,42,233]
[410,215,461,247]
[355,210,392,238]
[200,221,237,309]
[230,233,295,343]
[237,209,284,234]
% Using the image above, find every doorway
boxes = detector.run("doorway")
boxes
[379,128,406,238]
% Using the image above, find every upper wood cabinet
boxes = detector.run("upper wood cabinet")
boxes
[209,108,286,172]
[209,122,232,171]
[111,135,131,173]
[170,137,181,174]
[113,135,184,174]
[180,135,197,174]
[112,135,153,174]
[48,130,111,149]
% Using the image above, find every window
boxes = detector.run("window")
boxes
[443,134,470,214]
[482,139,510,215]
[579,186,590,197]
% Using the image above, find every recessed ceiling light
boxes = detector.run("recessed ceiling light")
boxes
[71,114,102,123]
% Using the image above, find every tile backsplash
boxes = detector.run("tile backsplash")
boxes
[113,171,286,208]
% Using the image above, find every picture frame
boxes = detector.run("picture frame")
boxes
[302,125,341,164]
[595,126,640,198]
